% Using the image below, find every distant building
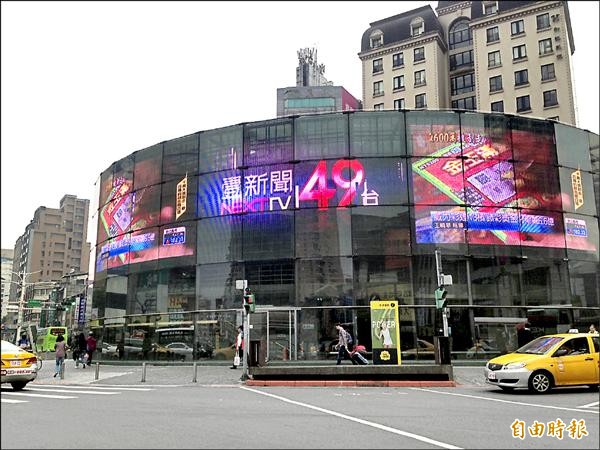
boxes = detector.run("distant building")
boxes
[1,249,14,320]
[277,47,361,117]
[10,195,91,324]
[359,1,577,125]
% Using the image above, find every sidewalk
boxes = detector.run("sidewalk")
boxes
[30,359,485,387]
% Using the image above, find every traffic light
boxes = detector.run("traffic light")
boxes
[243,289,256,314]
[434,287,448,309]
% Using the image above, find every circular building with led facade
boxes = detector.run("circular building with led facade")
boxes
[92,110,599,362]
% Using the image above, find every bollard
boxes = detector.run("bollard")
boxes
[192,362,198,383]
[141,362,146,383]
[60,359,65,380]
[95,362,100,381]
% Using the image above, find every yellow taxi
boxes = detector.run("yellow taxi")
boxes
[1,339,38,391]
[484,331,599,393]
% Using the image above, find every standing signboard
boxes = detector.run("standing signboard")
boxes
[370,300,401,365]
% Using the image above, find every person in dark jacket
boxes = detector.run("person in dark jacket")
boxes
[516,322,533,348]
[75,332,87,367]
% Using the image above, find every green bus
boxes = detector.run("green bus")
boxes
[36,326,68,352]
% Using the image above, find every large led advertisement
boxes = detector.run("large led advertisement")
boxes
[411,124,568,248]
[197,158,407,217]
[96,173,195,272]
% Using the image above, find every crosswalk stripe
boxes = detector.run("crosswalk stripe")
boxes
[26,387,119,395]
[33,384,153,391]
[2,392,77,399]
[1,398,29,403]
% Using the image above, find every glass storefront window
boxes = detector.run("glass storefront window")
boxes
[405,111,460,157]
[242,211,294,260]
[133,144,162,190]
[199,125,243,174]
[351,206,411,256]
[296,257,353,307]
[564,213,599,261]
[244,119,293,166]
[160,175,198,224]
[295,208,351,258]
[162,134,199,182]
[295,114,349,160]
[196,262,243,310]
[555,123,593,171]
[558,168,597,216]
[197,216,242,264]
[349,111,405,157]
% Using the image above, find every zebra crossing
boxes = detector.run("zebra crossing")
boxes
[1,384,154,404]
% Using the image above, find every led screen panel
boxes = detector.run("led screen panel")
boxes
[410,123,566,248]
[196,158,406,217]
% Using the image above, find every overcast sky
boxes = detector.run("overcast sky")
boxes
[2,1,598,265]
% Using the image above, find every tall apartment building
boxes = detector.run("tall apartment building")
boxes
[1,249,14,320]
[359,1,576,125]
[277,47,361,117]
[10,195,91,311]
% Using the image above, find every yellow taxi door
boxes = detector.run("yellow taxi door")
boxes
[554,336,597,385]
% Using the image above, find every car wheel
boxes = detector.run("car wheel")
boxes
[499,386,515,392]
[528,371,553,394]
[10,381,27,391]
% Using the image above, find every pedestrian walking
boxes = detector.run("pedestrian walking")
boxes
[86,332,97,365]
[54,334,67,378]
[75,331,87,367]
[334,323,352,365]
[231,325,243,369]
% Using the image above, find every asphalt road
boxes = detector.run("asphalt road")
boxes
[1,363,598,449]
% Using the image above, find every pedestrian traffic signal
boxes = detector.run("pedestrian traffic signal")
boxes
[434,287,447,309]
[243,290,256,314]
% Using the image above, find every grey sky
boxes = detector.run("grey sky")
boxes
[1,1,598,262]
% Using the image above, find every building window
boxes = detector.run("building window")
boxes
[511,19,525,36]
[449,50,473,71]
[451,96,476,110]
[414,47,425,63]
[411,18,424,36]
[514,69,528,86]
[491,100,504,112]
[392,52,404,68]
[449,19,472,50]
[370,31,383,49]
[516,95,531,112]
[393,75,405,90]
[537,13,550,30]
[543,89,558,107]
[414,70,426,86]
[450,73,474,95]
[539,38,553,55]
[484,1,498,15]
[415,93,427,109]
[373,80,384,96]
[488,50,501,68]
[512,44,527,60]
[541,63,555,81]
[373,58,383,74]
[373,103,384,111]
[489,75,503,92]
[394,98,405,110]
[486,26,499,43]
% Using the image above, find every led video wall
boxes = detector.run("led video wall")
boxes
[95,111,599,276]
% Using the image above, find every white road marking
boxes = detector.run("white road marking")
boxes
[1,398,28,403]
[1,392,77,399]
[241,386,462,450]
[32,385,153,391]
[25,387,119,395]
[577,401,599,409]
[412,388,599,415]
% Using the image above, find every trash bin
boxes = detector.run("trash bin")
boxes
[249,340,264,367]
[434,336,452,365]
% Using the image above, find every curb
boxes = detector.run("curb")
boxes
[245,380,456,387]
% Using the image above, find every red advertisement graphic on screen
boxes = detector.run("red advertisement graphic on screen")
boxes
[411,125,566,248]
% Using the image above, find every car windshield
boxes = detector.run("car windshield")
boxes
[515,336,563,354]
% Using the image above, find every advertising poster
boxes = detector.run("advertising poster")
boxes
[370,300,401,365]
